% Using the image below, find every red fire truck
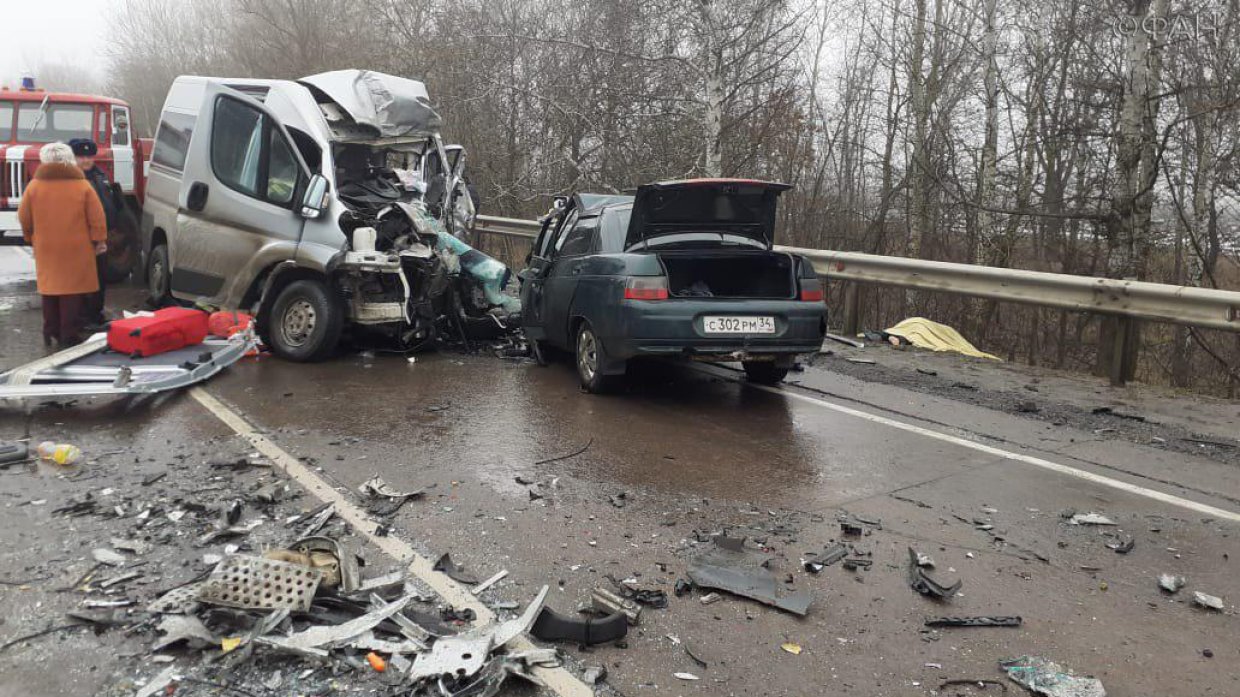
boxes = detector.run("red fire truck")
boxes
[0,81,152,282]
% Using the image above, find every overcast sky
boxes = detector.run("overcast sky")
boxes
[0,0,109,90]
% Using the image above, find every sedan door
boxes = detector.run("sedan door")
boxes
[519,207,575,346]
[540,215,599,348]
[170,82,310,307]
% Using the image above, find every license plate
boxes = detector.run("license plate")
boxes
[702,316,776,334]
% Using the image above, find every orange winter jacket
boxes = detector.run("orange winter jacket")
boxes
[18,161,107,295]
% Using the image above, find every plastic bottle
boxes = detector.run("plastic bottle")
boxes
[36,441,81,465]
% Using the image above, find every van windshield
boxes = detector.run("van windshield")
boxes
[17,102,94,143]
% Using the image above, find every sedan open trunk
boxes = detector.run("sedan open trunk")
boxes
[660,251,796,299]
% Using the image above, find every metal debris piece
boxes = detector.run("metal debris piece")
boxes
[1000,656,1106,697]
[471,569,509,595]
[409,633,492,681]
[674,578,694,596]
[289,536,360,592]
[926,616,1023,628]
[1193,591,1224,611]
[688,537,811,616]
[263,594,418,652]
[197,555,322,611]
[297,504,336,536]
[358,475,426,516]
[582,665,607,685]
[591,588,642,625]
[356,570,407,595]
[804,543,848,573]
[1105,538,1135,554]
[908,548,962,600]
[91,549,127,567]
[916,552,936,568]
[1157,574,1185,594]
[98,571,143,589]
[135,667,178,697]
[606,575,668,608]
[109,538,151,555]
[152,615,217,651]
[941,679,1009,692]
[433,552,480,585]
[1068,513,1116,526]
[148,583,203,614]
[83,598,133,608]
[674,672,700,681]
[700,592,722,605]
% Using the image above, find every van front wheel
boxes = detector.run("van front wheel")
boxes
[265,279,344,362]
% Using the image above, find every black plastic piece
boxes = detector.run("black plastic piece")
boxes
[924,616,1022,628]
[530,608,628,645]
[908,547,962,599]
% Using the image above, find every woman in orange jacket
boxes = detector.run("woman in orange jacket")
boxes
[18,142,107,347]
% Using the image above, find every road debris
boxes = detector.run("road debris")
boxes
[582,665,607,685]
[674,672,700,681]
[688,535,812,616]
[470,569,509,595]
[803,542,848,573]
[530,607,628,645]
[941,679,1009,692]
[91,548,127,566]
[590,587,643,625]
[1158,574,1186,593]
[1068,513,1116,526]
[781,642,802,655]
[197,554,323,611]
[357,475,426,516]
[1193,591,1224,611]
[433,552,480,585]
[908,547,962,600]
[1000,656,1105,697]
[925,616,1022,628]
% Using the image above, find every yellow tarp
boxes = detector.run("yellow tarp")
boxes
[885,317,1001,361]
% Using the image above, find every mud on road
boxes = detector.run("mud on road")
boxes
[1,248,1237,697]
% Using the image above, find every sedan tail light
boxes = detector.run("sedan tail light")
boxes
[624,276,669,301]
[800,278,825,303]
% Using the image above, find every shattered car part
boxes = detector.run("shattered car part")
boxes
[687,536,812,616]
[606,575,668,609]
[197,555,322,611]
[290,536,360,592]
[152,615,217,651]
[148,583,203,614]
[908,547,962,600]
[433,552,480,585]
[298,504,336,537]
[1157,574,1185,593]
[803,542,848,573]
[0,441,28,465]
[262,594,420,652]
[411,586,550,681]
[925,616,1023,628]
[530,608,628,645]
[1000,656,1106,697]
[589,588,642,625]
[0,331,257,400]
[1068,513,1116,526]
[299,70,442,139]
[433,649,558,697]
[470,569,508,595]
[358,475,426,516]
[1193,591,1224,611]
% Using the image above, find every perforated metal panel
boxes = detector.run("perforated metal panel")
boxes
[148,583,203,614]
[197,555,322,611]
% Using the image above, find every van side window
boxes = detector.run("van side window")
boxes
[211,96,302,207]
[151,111,195,172]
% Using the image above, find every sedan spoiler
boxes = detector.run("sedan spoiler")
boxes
[625,179,792,250]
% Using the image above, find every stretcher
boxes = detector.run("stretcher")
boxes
[0,329,257,400]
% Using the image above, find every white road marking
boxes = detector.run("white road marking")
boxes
[745,380,1240,523]
[189,387,592,697]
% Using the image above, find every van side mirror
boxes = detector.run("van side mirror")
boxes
[300,174,329,219]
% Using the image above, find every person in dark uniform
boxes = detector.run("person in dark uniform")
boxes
[68,138,115,327]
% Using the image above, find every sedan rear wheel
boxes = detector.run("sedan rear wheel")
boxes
[576,322,619,393]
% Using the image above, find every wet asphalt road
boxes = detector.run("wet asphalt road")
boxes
[1,245,1237,697]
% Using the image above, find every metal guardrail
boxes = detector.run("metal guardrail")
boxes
[473,213,1240,384]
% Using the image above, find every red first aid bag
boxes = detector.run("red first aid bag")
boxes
[107,307,210,358]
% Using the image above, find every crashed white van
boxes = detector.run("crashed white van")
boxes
[141,70,503,361]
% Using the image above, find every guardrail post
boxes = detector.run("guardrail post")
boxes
[841,282,861,336]
[1105,316,1141,387]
